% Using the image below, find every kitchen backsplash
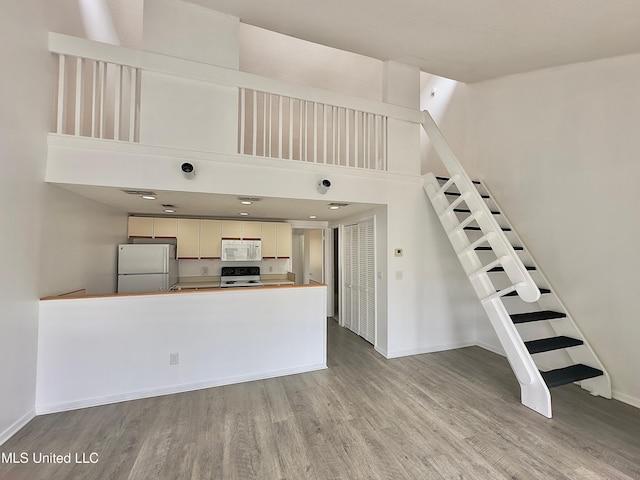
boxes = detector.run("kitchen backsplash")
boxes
[178,258,291,277]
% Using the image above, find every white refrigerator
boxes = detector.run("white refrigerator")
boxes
[117,244,178,293]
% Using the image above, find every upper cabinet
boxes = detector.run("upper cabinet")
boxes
[177,219,200,259]
[200,220,222,259]
[127,216,292,260]
[262,222,292,258]
[153,218,178,238]
[276,223,292,258]
[128,217,154,237]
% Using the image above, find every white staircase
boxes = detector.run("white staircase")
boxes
[421,111,611,417]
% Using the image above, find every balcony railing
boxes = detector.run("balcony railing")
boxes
[49,33,421,173]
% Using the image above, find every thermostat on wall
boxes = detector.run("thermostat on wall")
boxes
[394,248,403,257]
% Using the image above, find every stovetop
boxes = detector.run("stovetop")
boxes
[220,266,263,287]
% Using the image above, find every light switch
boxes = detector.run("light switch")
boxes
[395,271,403,280]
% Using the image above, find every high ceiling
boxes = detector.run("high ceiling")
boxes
[187,0,640,83]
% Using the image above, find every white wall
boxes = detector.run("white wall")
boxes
[39,185,128,297]
[0,0,48,445]
[240,24,383,102]
[37,286,327,413]
[465,53,640,407]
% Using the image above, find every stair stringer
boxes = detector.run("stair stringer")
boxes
[424,173,552,417]
[476,181,612,400]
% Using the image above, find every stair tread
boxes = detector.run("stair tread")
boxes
[502,288,551,297]
[510,310,566,323]
[436,176,481,185]
[525,336,584,354]
[454,208,501,215]
[445,191,490,199]
[489,266,536,272]
[464,226,512,231]
[476,246,523,251]
[540,364,604,388]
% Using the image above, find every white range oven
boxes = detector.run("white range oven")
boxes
[220,266,263,288]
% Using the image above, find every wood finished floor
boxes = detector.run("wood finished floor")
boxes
[1,319,639,480]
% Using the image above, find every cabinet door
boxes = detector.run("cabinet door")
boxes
[221,220,242,239]
[153,218,178,238]
[177,219,200,259]
[128,217,154,237]
[261,222,277,258]
[276,223,292,258]
[200,220,222,258]
[241,221,261,240]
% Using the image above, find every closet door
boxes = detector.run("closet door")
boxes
[342,219,375,344]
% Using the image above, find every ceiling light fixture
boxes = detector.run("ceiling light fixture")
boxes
[141,195,156,200]
[240,201,252,205]
[163,209,176,213]
[329,206,340,210]
[309,215,317,219]
[239,212,249,216]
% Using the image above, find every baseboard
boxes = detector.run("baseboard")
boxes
[612,390,640,410]
[476,341,506,356]
[0,408,35,447]
[35,363,326,415]
[384,340,476,359]
[374,345,388,358]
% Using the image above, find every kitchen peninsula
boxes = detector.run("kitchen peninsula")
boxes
[37,284,327,414]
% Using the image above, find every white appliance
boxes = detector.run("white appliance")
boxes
[221,240,262,262]
[220,266,263,288]
[117,244,178,293]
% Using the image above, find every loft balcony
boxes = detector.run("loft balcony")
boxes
[47,32,423,199]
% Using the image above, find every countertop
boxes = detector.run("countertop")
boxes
[173,273,295,290]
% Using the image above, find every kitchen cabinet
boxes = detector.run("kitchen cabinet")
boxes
[153,218,178,238]
[177,219,200,259]
[241,221,261,240]
[221,220,242,239]
[128,217,154,237]
[200,219,222,258]
[276,223,292,258]
[261,222,277,257]
[261,222,292,258]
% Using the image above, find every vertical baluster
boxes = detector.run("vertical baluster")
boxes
[239,88,246,154]
[382,116,388,171]
[129,67,137,142]
[303,101,308,162]
[345,109,350,167]
[336,108,341,166]
[354,111,359,168]
[252,90,258,155]
[114,64,122,140]
[91,60,97,137]
[313,102,318,164]
[374,115,380,170]
[367,113,372,169]
[331,107,340,165]
[99,62,106,139]
[268,93,273,157]
[278,95,283,159]
[288,97,294,160]
[323,104,328,164]
[56,54,66,134]
[263,92,268,156]
[74,57,83,136]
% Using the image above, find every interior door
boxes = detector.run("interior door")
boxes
[341,218,375,344]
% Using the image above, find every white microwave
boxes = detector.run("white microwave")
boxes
[221,240,262,262]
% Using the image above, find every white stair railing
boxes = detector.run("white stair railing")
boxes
[421,110,553,417]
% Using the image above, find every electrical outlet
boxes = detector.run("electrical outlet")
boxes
[169,352,179,365]
[202,266,208,276]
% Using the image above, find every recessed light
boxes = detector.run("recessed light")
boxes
[163,209,176,213]
[141,195,156,200]
[239,212,249,216]
[309,215,317,219]
[329,206,340,210]
[240,201,252,205]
